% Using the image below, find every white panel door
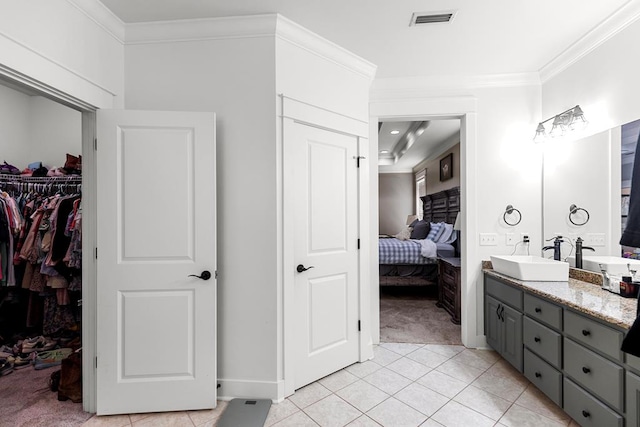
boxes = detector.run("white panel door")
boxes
[96,110,216,415]
[290,120,359,389]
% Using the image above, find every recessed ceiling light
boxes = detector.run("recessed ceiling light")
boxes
[390,130,400,135]
[380,150,390,154]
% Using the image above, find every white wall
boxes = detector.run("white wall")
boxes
[124,35,278,398]
[414,143,461,195]
[29,96,82,168]
[0,0,123,108]
[0,85,81,169]
[370,81,542,348]
[378,173,414,235]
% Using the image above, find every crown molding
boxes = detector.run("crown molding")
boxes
[540,0,640,83]
[124,14,278,45]
[370,73,540,100]
[120,13,376,80]
[275,15,377,80]
[66,0,125,43]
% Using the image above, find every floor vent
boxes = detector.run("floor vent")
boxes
[410,11,456,26]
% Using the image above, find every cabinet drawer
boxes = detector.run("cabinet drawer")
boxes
[523,348,562,406]
[563,338,623,411]
[564,310,623,361]
[627,371,640,427]
[523,317,561,368]
[485,276,522,310]
[627,353,640,374]
[563,378,622,427]
[523,293,562,330]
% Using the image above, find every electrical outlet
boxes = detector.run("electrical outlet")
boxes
[520,233,530,243]
[506,233,515,245]
[480,233,498,246]
[587,233,606,247]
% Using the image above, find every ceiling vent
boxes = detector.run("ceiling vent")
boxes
[410,11,456,26]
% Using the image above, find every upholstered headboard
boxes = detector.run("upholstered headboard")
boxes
[420,187,460,224]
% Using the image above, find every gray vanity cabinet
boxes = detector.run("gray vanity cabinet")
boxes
[484,276,523,372]
[626,370,640,427]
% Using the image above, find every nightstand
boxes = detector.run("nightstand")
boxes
[437,257,461,324]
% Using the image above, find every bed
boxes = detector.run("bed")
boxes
[379,187,460,286]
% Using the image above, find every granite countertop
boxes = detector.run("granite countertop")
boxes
[484,269,638,330]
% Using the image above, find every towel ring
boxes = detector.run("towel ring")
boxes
[503,205,522,226]
[569,204,590,226]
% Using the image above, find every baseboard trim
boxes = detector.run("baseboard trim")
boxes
[217,378,285,402]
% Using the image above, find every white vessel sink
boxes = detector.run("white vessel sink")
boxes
[567,255,640,276]
[490,255,569,281]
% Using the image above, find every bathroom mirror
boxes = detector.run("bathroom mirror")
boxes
[542,119,640,262]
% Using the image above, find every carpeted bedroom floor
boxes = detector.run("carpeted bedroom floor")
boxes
[0,364,92,427]
[379,286,463,345]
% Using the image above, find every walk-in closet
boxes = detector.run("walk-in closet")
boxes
[0,79,90,425]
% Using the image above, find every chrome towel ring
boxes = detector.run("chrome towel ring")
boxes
[569,204,590,226]
[503,204,522,226]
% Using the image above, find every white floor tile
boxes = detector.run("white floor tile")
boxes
[417,370,469,399]
[380,343,425,356]
[498,404,568,427]
[366,397,428,427]
[187,401,228,426]
[394,383,449,416]
[347,415,384,426]
[434,359,485,383]
[406,348,451,369]
[345,360,384,378]
[471,369,529,403]
[363,368,412,395]
[264,399,300,426]
[450,349,498,370]
[373,346,403,366]
[304,395,362,427]
[422,344,464,358]
[336,380,390,412]
[386,357,432,381]
[271,411,319,427]
[514,385,569,423]
[289,382,333,409]
[431,400,495,427]
[453,385,512,421]
[318,369,360,392]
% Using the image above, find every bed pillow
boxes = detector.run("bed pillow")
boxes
[437,223,454,243]
[409,220,430,239]
[394,226,412,241]
[427,222,445,242]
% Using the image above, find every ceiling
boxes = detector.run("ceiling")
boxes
[97,0,632,172]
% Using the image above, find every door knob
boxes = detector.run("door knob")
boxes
[189,271,212,280]
[296,264,315,273]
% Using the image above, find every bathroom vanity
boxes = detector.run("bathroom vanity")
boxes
[484,269,640,426]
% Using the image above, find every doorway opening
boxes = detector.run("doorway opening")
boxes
[377,117,463,345]
[0,69,98,419]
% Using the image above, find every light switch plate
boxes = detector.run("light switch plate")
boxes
[480,233,498,246]
[587,233,606,247]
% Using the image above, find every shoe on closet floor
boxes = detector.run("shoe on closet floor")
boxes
[21,336,46,354]
[0,345,15,356]
[0,357,14,376]
[13,355,34,369]
[34,348,72,370]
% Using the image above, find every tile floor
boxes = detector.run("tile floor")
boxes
[82,343,580,427]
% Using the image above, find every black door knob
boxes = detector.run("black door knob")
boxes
[535,307,541,313]
[582,329,591,336]
[188,271,212,280]
[535,372,541,378]
[534,337,541,343]
[297,264,315,273]
[582,366,591,374]
[582,410,590,418]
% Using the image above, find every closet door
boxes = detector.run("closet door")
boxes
[96,110,216,415]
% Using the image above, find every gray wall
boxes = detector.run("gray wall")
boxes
[378,173,414,235]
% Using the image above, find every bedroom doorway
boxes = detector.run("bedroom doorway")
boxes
[377,118,463,345]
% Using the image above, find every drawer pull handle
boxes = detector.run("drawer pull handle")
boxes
[582,410,590,418]
[582,329,591,336]
[535,307,541,313]
[534,372,541,378]
[534,337,541,343]
[582,366,591,374]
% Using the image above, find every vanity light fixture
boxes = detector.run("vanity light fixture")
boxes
[390,130,400,135]
[533,105,588,143]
